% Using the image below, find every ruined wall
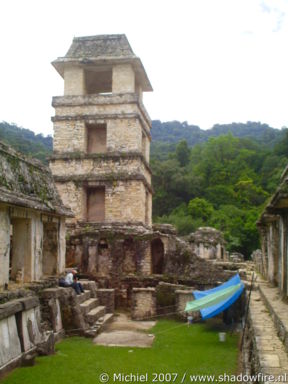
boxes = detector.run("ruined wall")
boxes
[66,227,152,278]
[258,214,288,298]
[175,289,194,318]
[0,205,66,287]
[131,287,156,320]
[55,182,84,223]
[0,297,50,375]
[188,227,226,261]
[0,140,71,288]
[97,289,115,313]
[0,207,10,286]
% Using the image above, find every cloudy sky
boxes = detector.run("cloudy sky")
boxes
[0,0,288,135]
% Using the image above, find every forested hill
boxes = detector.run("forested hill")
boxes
[0,121,52,163]
[151,120,284,149]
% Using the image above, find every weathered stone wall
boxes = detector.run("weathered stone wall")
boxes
[131,287,156,320]
[156,282,191,315]
[55,181,84,223]
[40,288,65,337]
[64,66,85,96]
[50,156,151,185]
[53,114,150,155]
[0,313,22,372]
[258,214,288,298]
[66,226,152,278]
[106,180,146,223]
[0,297,48,375]
[175,290,194,319]
[251,249,264,276]
[56,180,150,225]
[0,207,10,287]
[0,205,66,287]
[53,120,86,153]
[97,289,115,313]
[0,140,71,288]
[112,64,135,93]
[108,118,142,152]
[188,227,226,261]
[53,117,148,154]
[164,238,242,287]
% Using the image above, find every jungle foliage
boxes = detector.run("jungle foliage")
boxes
[0,121,52,163]
[151,128,288,257]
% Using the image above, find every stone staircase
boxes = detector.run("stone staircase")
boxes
[245,281,288,378]
[76,280,114,337]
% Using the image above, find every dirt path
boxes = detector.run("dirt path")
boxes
[93,313,156,348]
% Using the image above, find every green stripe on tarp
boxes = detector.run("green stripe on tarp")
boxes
[184,283,242,312]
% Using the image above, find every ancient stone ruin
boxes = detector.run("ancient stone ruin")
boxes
[187,226,227,260]
[0,141,71,287]
[50,34,156,279]
[2,33,280,377]
[49,35,235,289]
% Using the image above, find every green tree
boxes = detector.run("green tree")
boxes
[175,140,190,166]
[188,198,214,221]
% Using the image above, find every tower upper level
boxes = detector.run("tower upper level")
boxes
[52,34,152,97]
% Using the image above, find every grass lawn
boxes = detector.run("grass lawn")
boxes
[2,319,239,384]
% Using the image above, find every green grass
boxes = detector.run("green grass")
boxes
[2,319,239,384]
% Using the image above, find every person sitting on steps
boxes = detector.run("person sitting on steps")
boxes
[63,269,84,295]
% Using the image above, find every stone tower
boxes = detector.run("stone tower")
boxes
[50,35,153,227]
[50,35,155,278]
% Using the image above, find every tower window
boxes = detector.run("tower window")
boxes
[87,187,105,222]
[86,123,107,153]
[85,69,112,94]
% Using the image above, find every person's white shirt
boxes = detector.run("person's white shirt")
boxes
[65,272,73,285]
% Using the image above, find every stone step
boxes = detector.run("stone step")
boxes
[80,298,99,315]
[76,290,90,304]
[248,289,288,376]
[84,313,114,338]
[258,283,288,354]
[79,280,98,298]
[86,306,106,325]
[96,313,114,330]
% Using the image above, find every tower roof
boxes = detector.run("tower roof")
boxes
[65,34,135,58]
[52,34,152,92]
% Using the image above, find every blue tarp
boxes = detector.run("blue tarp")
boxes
[192,274,244,320]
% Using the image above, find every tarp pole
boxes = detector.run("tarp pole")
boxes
[240,272,255,350]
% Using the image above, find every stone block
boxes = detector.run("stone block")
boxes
[175,290,194,318]
[19,297,39,311]
[21,307,43,352]
[36,331,55,356]
[41,287,64,299]
[131,287,156,320]
[80,298,99,315]
[0,315,22,367]
[0,300,22,320]
[259,354,280,368]
[86,306,106,325]
[97,289,115,313]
